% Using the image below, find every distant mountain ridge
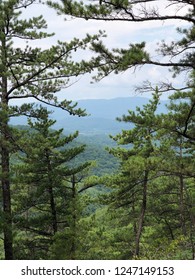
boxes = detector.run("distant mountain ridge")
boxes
[10,97,168,135]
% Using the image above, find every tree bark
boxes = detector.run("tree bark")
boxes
[1,135,13,260]
[1,100,13,259]
[135,170,148,257]
[0,25,13,258]
[46,150,58,235]
[178,141,187,235]
[70,174,76,260]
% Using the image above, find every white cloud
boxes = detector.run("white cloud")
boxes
[12,0,191,102]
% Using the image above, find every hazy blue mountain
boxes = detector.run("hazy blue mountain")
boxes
[10,97,167,135]
[54,96,166,120]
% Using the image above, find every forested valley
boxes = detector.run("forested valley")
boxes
[0,0,195,260]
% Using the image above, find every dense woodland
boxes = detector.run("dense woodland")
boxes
[0,0,195,260]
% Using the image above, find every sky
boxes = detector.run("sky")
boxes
[15,0,190,102]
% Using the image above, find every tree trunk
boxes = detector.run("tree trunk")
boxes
[179,174,186,235]
[0,101,13,259]
[46,151,58,235]
[178,140,186,235]
[135,170,148,257]
[70,174,76,260]
[48,183,58,235]
[0,30,13,258]
[1,139,13,260]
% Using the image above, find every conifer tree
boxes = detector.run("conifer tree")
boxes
[106,91,161,257]
[12,107,91,259]
[0,0,103,259]
[51,1,194,90]
[154,84,195,258]
[103,89,195,259]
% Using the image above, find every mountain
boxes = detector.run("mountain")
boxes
[52,97,167,134]
[10,97,168,135]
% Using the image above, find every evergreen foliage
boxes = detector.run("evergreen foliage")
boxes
[0,0,102,259]
[0,0,195,260]
[51,0,194,90]
[11,108,94,259]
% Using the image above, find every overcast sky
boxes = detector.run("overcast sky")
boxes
[17,0,189,101]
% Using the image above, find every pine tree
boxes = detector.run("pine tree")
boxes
[0,0,103,259]
[106,90,161,257]
[12,107,91,259]
[51,1,194,90]
[102,89,195,259]
[154,84,195,259]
